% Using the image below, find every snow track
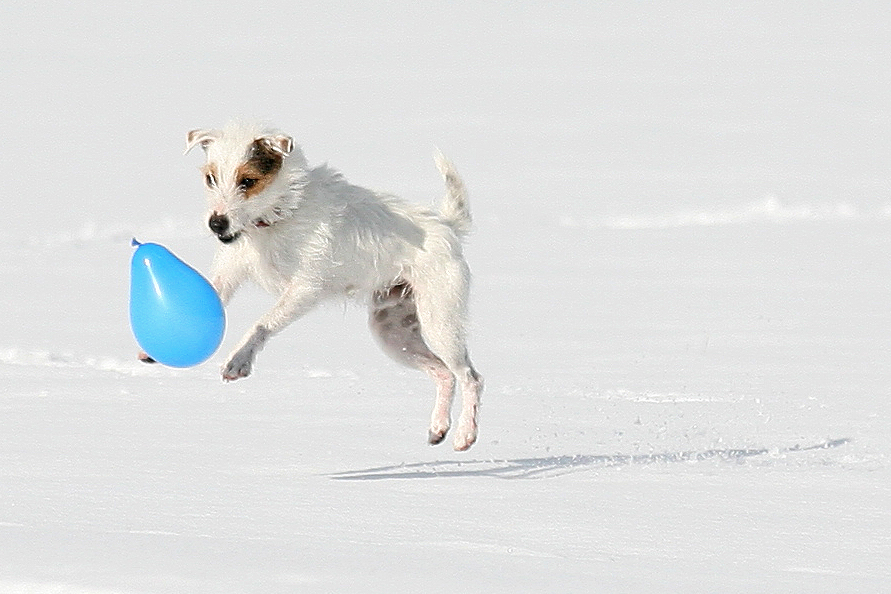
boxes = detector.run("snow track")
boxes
[331,439,852,480]
[0,348,158,377]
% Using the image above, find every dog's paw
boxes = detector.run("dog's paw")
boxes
[452,422,477,452]
[137,351,156,364]
[221,351,253,382]
[428,427,449,445]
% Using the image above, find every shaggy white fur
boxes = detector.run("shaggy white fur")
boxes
[183,121,483,451]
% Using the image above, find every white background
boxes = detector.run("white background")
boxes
[0,2,889,592]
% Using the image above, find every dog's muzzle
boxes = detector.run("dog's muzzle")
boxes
[208,213,240,243]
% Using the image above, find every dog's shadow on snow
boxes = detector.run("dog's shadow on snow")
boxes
[330,438,850,480]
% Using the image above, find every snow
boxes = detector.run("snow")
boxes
[1,2,890,592]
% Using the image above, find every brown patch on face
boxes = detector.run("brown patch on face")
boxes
[235,139,284,198]
[201,163,220,189]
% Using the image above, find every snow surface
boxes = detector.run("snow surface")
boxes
[1,2,890,592]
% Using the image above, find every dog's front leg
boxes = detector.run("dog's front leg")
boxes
[211,250,247,307]
[222,278,323,382]
[213,273,243,307]
[221,325,271,381]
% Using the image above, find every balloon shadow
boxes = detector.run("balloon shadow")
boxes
[329,438,850,480]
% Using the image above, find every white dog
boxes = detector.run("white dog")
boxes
[176,121,483,450]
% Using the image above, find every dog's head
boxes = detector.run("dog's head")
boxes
[185,122,305,244]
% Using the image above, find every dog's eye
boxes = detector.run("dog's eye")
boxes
[205,173,217,188]
[239,178,258,190]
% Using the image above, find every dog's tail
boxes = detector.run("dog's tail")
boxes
[434,150,472,239]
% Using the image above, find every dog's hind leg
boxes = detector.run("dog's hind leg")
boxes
[410,265,483,452]
[369,283,457,445]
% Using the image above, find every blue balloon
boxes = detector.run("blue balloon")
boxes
[129,239,225,367]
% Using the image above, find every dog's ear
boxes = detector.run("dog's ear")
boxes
[255,134,294,157]
[185,129,220,155]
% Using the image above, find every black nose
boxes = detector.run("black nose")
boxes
[208,214,229,235]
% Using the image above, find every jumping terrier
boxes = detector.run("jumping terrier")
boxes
[175,121,483,450]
